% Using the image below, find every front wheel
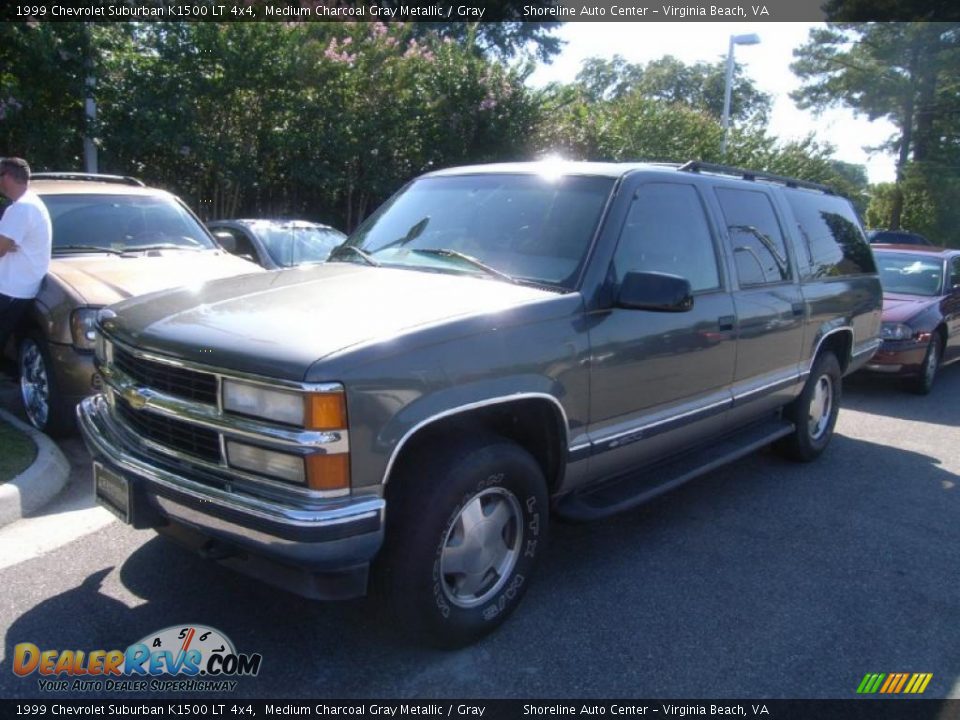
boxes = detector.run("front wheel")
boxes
[776,351,842,463]
[19,333,73,437]
[909,336,941,396]
[374,435,548,649]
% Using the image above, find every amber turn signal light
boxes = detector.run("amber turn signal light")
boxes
[305,453,350,492]
[305,392,347,430]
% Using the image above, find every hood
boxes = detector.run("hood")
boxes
[105,264,558,380]
[50,251,260,307]
[881,292,939,323]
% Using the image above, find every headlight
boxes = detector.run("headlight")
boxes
[225,440,350,491]
[70,307,101,351]
[880,323,914,341]
[226,441,306,484]
[222,379,347,430]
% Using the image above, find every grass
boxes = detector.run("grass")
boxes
[0,419,37,483]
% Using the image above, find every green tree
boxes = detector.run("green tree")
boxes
[0,22,123,170]
[574,54,771,124]
[408,21,565,63]
[791,22,960,230]
[81,23,541,229]
[536,77,857,199]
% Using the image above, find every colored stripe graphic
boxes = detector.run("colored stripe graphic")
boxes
[904,674,933,694]
[857,673,932,694]
[857,673,886,694]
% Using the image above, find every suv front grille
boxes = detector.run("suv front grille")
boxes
[113,346,218,405]
[116,400,221,463]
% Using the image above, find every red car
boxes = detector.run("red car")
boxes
[865,245,960,393]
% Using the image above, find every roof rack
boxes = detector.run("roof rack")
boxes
[677,161,834,194]
[31,172,146,187]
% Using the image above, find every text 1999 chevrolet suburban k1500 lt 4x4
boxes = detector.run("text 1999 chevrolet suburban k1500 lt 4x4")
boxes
[78,161,882,647]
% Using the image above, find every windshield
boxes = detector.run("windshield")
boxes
[339,174,615,288]
[868,230,931,246]
[41,193,216,254]
[250,222,346,267]
[876,252,944,296]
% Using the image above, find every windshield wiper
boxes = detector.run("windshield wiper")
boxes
[413,248,517,284]
[54,245,124,255]
[329,245,381,267]
[122,244,204,254]
[377,217,431,251]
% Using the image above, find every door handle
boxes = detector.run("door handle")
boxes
[718,315,735,332]
[792,302,805,317]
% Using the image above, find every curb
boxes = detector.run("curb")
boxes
[0,407,70,528]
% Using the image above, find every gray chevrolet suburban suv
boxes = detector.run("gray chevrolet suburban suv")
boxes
[78,161,882,647]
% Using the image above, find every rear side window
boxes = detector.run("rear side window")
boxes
[613,183,721,293]
[786,192,876,279]
[715,188,790,286]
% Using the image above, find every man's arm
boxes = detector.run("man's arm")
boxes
[0,233,17,257]
[0,235,17,257]
[0,204,23,256]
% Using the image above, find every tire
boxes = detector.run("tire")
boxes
[908,336,941,396]
[776,351,842,463]
[374,435,548,649]
[18,332,74,437]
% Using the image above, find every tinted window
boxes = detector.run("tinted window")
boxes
[950,257,960,288]
[716,188,790,286]
[614,183,720,292]
[788,192,876,278]
[253,223,346,266]
[868,230,933,246]
[875,251,944,297]
[213,227,257,260]
[343,174,614,289]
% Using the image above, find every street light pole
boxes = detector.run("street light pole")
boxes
[721,33,760,159]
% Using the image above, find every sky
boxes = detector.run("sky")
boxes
[526,23,898,184]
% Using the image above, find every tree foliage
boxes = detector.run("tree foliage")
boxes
[791,22,960,237]
[408,21,565,63]
[574,54,771,124]
[0,23,101,169]
[538,64,856,199]
[2,22,875,235]
[3,22,542,230]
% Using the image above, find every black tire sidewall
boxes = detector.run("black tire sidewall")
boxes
[798,352,842,457]
[777,351,842,462]
[381,439,548,648]
[912,338,940,395]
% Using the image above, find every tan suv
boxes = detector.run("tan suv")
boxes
[2,173,259,436]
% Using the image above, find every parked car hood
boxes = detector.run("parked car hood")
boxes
[881,292,939,323]
[50,251,259,307]
[105,264,559,380]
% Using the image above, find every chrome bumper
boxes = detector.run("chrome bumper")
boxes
[78,394,385,596]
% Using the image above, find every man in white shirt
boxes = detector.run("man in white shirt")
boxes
[0,157,52,373]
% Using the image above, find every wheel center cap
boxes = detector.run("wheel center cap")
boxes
[461,521,497,572]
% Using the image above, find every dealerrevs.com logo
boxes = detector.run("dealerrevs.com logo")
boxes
[13,624,262,693]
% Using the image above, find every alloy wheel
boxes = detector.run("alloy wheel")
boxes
[439,487,523,609]
[807,373,834,441]
[19,339,50,430]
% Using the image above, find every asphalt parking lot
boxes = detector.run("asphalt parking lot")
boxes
[0,369,958,699]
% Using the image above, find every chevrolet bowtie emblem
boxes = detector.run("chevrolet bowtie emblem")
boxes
[122,387,149,410]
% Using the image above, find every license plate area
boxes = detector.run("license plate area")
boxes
[94,462,130,524]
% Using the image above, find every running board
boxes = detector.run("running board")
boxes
[556,417,795,522]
